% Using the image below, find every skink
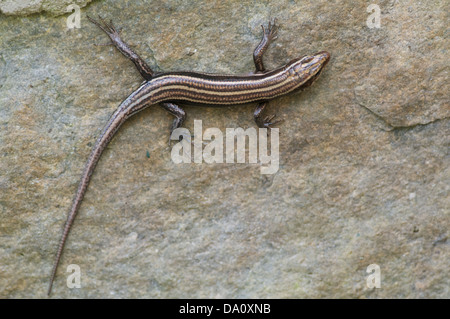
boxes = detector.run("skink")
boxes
[47,15,330,295]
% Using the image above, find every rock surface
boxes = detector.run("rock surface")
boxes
[0,0,92,16]
[0,0,448,298]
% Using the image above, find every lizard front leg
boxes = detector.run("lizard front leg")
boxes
[252,19,282,128]
[254,101,282,129]
[253,18,278,73]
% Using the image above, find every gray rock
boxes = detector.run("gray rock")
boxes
[0,0,92,16]
[0,0,448,298]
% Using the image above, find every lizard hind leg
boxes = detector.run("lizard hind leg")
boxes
[87,15,155,80]
[159,102,188,145]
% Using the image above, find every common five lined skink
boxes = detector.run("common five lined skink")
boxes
[47,15,330,295]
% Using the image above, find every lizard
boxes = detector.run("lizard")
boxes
[47,15,330,295]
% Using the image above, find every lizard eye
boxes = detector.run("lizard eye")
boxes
[301,56,314,63]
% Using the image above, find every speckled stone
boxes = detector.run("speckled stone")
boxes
[0,0,448,298]
[0,0,92,16]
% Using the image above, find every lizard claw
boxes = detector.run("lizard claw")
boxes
[257,114,283,129]
[261,18,278,42]
[87,15,121,42]
[168,131,191,147]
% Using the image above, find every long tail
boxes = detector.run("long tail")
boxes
[47,106,128,295]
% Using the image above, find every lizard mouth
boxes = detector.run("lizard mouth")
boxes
[316,51,331,66]
[301,65,324,87]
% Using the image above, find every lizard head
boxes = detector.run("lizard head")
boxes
[288,51,330,88]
